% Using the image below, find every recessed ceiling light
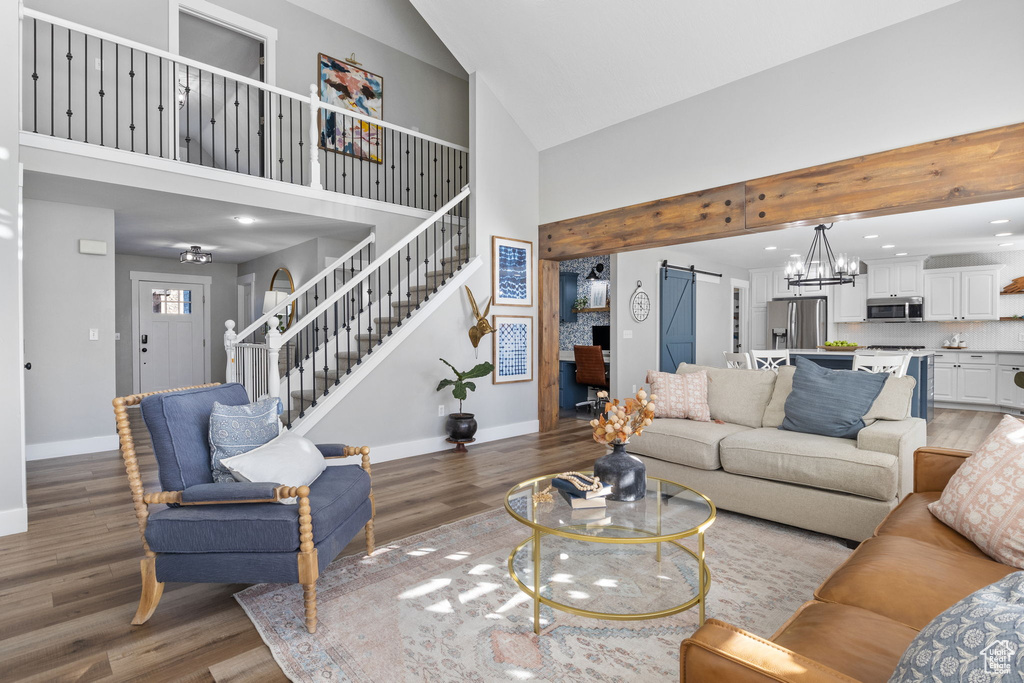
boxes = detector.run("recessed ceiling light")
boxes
[234,216,256,225]
[999,242,1014,247]
[789,253,801,258]
[995,232,1013,237]
[764,246,777,251]
[895,252,908,256]
[863,235,879,239]
[991,219,1011,224]
[882,244,896,249]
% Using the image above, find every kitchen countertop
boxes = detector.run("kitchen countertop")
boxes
[927,348,1024,354]
[787,348,934,357]
[559,350,611,362]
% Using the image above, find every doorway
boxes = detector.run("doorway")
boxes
[731,279,750,354]
[132,272,211,393]
[659,267,696,372]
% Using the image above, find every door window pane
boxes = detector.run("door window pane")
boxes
[152,289,193,315]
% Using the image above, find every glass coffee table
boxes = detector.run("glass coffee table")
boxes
[504,474,715,634]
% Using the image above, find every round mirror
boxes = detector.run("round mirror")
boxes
[268,267,296,330]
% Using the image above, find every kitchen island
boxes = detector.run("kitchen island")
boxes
[787,349,933,421]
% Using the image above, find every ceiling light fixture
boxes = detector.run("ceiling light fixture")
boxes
[180,245,213,264]
[764,246,777,251]
[1000,242,1015,247]
[995,232,1013,237]
[896,252,908,256]
[784,224,859,289]
[789,253,800,258]
[863,235,879,239]
[234,216,256,225]
[991,219,1011,224]
[882,244,896,249]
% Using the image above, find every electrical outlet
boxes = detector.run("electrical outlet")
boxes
[114,332,121,341]
[95,58,102,71]
[89,328,99,341]
[623,330,633,339]
[1019,332,1024,342]
[438,404,445,417]
[632,385,636,394]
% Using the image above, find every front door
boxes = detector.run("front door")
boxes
[137,280,207,393]
[660,268,696,372]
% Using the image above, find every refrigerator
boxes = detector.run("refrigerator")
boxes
[766,297,827,350]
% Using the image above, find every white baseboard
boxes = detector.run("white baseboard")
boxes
[935,402,1021,416]
[328,419,540,466]
[0,506,28,537]
[26,434,120,461]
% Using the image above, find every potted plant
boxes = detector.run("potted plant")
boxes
[436,358,494,452]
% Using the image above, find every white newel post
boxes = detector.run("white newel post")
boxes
[223,320,237,383]
[266,316,283,401]
[308,84,323,191]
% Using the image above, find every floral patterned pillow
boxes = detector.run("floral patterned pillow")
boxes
[645,370,711,422]
[929,414,1024,568]
[888,571,1024,682]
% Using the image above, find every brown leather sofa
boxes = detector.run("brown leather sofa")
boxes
[679,446,1018,682]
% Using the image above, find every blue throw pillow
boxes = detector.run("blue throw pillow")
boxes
[781,356,887,439]
[209,397,282,483]
[889,571,1024,682]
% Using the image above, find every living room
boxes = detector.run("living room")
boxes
[2,1,1024,682]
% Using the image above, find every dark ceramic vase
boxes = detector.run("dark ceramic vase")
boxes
[445,413,478,442]
[593,442,647,502]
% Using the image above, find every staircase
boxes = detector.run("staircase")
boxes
[225,187,475,432]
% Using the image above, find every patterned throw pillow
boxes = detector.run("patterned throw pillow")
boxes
[645,370,711,421]
[209,397,282,483]
[889,571,1024,682]
[929,414,1024,568]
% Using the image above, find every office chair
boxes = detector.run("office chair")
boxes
[573,345,609,415]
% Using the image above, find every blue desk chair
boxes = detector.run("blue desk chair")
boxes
[112,383,375,634]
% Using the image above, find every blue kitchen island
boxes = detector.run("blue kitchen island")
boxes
[788,349,933,421]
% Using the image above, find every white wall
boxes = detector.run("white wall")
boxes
[23,200,117,460]
[0,0,27,535]
[539,0,1024,224]
[305,73,540,459]
[611,247,746,396]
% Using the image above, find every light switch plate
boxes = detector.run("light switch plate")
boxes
[623,330,633,339]
[89,328,99,341]
[114,332,121,341]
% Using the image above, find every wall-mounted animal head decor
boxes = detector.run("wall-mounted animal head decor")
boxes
[465,286,494,349]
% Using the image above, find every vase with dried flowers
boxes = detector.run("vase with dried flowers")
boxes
[590,388,656,501]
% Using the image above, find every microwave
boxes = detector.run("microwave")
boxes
[866,297,924,322]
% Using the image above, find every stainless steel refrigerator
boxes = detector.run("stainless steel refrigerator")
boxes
[766,297,827,350]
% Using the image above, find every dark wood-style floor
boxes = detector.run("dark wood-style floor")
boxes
[0,408,1003,682]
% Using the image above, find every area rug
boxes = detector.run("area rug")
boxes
[236,508,850,682]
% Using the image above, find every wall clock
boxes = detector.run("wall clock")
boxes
[630,281,651,322]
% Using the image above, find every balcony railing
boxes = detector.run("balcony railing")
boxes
[20,8,469,213]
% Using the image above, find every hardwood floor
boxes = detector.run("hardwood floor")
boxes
[0,408,1003,681]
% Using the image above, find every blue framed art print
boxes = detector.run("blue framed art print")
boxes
[492,236,533,307]
[492,315,533,384]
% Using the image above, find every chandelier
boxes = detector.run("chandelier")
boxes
[784,224,858,288]
[180,245,212,264]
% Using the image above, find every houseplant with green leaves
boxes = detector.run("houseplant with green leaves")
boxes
[436,358,494,452]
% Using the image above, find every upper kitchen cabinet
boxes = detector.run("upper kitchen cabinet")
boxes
[751,269,773,307]
[833,281,868,322]
[865,258,925,299]
[924,265,1003,321]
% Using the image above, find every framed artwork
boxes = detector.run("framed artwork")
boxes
[491,236,533,307]
[492,315,533,384]
[317,53,383,163]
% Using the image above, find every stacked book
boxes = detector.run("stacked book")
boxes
[552,476,612,509]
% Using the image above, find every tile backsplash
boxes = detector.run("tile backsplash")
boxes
[559,255,611,349]
[836,249,1024,351]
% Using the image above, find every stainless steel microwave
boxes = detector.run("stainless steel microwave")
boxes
[866,297,924,322]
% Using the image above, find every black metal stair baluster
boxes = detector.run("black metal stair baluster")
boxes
[376,267,382,345]
[433,143,438,210]
[30,20,38,134]
[246,83,251,175]
[66,28,72,139]
[375,128,380,201]
[209,73,217,167]
[285,342,292,428]
[387,254,393,336]
[114,42,119,148]
[99,40,105,146]
[128,49,135,151]
[278,94,284,180]
[404,133,410,206]
[333,297,340,385]
[84,34,89,143]
[222,76,228,168]
[158,56,164,158]
[145,53,151,154]
[298,101,304,186]
[404,244,412,319]
[184,65,190,162]
[197,66,203,163]
[234,81,239,171]
[288,98,294,184]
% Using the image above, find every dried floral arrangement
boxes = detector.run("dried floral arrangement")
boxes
[590,388,656,445]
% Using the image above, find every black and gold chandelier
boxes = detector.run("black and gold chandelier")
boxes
[784,224,859,288]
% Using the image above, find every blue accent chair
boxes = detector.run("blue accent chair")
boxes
[112,383,375,633]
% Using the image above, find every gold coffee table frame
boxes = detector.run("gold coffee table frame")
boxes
[503,474,716,635]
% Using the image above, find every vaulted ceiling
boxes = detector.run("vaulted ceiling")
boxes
[410,0,960,150]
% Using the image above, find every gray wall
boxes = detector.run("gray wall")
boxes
[0,0,27,534]
[610,247,746,396]
[113,254,240,396]
[23,200,117,450]
[305,73,540,454]
[539,0,1024,224]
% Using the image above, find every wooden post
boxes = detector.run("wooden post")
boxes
[308,84,323,191]
[223,319,237,383]
[266,315,282,402]
[295,485,319,633]
[360,447,375,556]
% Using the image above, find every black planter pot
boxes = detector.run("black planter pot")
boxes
[445,413,478,452]
[593,442,647,502]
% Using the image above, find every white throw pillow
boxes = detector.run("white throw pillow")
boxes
[220,430,326,504]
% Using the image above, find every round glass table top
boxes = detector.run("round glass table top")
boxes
[504,474,715,543]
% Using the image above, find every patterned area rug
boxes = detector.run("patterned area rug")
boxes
[236,508,850,682]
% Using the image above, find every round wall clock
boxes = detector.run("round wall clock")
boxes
[630,281,651,322]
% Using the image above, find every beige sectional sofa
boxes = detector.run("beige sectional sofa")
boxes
[627,363,927,542]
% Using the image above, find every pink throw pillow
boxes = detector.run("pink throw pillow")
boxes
[928,414,1024,568]
[645,370,711,422]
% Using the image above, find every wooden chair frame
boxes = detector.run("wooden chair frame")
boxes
[112,384,375,634]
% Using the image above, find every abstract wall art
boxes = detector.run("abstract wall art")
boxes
[492,315,533,384]
[492,236,533,307]
[318,53,383,163]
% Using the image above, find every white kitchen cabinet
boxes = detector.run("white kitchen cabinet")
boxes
[933,352,999,405]
[933,362,957,402]
[923,266,1002,321]
[833,282,867,322]
[959,365,998,404]
[865,258,924,299]
[751,269,772,307]
[998,365,1024,408]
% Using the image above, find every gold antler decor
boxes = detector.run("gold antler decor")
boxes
[465,286,494,349]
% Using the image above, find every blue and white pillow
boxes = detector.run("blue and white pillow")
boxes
[209,397,282,483]
[889,571,1024,682]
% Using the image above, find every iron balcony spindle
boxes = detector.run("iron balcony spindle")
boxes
[298,103,304,186]
[277,94,284,179]
[128,48,137,151]
[31,20,37,133]
[333,299,340,385]
[184,65,190,162]
[50,23,54,136]
[158,56,164,157]
[222,76,227,169]
[84,34,88,143]
[246,83,252,175]
[387,255,394,336]
[288,98,293,184]
[234,81,240,171]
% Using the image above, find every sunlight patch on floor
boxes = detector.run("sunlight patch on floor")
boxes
[467,563,494,575]
[398,577,451,599]
[459,582,501,604]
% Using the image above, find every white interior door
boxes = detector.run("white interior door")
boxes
[137,280,207,393]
